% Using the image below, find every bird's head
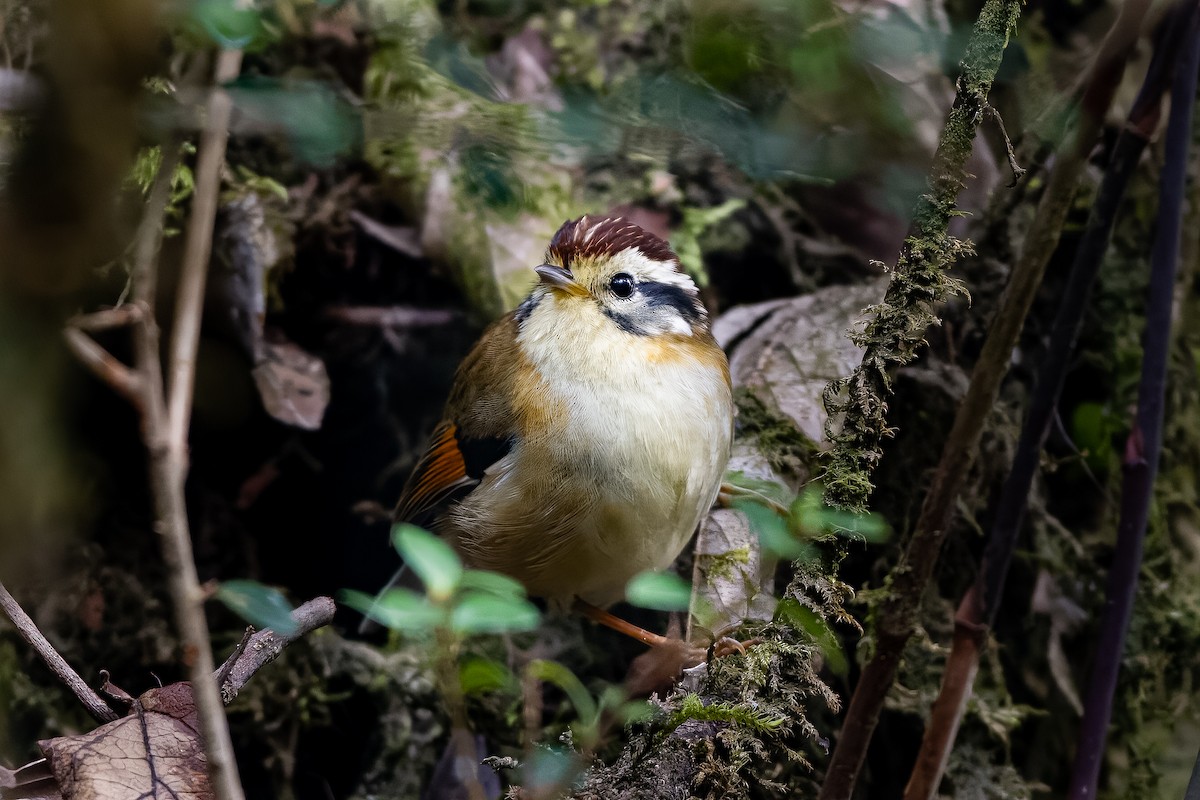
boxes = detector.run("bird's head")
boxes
[517,216,708,339]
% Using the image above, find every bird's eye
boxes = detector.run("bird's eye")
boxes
[609,273,635,298]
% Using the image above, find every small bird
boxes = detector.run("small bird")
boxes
[375,215,733,641]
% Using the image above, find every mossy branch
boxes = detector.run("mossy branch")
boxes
[820,0,1152,795]
[905,9,1191,796]
[820,0,1021,513]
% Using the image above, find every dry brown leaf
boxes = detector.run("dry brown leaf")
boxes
[251,338,331,431]
[0,758,61,800]
[38,683,210,800]
[714,279,884,444]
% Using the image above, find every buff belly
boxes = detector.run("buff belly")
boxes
[447,367,732,607]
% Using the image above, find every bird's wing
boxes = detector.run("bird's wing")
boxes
[393,314,521,527]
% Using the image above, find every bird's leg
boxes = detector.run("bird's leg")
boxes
[574,599,671,647]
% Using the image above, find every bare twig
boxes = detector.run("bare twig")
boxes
[165,48,242,451]
[216,597,336,704]
[1067,11,1200,798]
[126,48,247,800]
[322,305,459,328]
[68,305,144,332]
[984,106,1026,187]
[62,327,144,411]
[0,581,118,723]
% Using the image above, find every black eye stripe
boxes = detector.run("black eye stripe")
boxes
[639,281,703,322]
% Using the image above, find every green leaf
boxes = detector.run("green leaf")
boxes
[459,657,517,695]
[519,747,582,795]
[625,571,692,611]
[340,588,444,633]
[791,486,890,543]
[189,0,264,49]
[449,592,540,634]
[737,499,812,560]
[526,660,597,723]
[392,524,462,600]
[775,598,847,677]
[214,580,298,636]
[457,569,527,598]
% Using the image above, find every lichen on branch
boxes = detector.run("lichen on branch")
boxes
[821,0,1022,513]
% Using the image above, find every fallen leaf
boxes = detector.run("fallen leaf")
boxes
[251,337,331,431]
[0,758,60,800]
[39,683,210,800]
[714,278,883,444]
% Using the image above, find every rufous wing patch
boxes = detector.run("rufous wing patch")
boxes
[394,422,476,526]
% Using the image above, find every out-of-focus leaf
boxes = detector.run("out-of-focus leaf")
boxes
[1070,401,1118,468]
[214,579,298,635]
[450,592,540,634]
[737,499,813,561]
[625,571,692,612]
[227,79,359,166]
[340,588,445,633]
[527,660,597,723]
[775,598,847,677]
[459,657,517,695]
[791,485,890,542]
[457,569,527,598]
[190,0,265,49]
[518,747,582,797]
[393,524,462,600]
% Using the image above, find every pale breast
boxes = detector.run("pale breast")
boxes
[448,300,733,606]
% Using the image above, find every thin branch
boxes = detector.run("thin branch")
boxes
[0,580,118,723]
[68,305,143,332]
[62,327,144,412]
[819,0,1152,794]
[984,106,1026,187]
[1068,12,1200,798]
[128,50,247,800]
[120,48,244,800]
[901,8,1193,797]
[165,47,242,450]
[215,597,337,704]
[321,305,459,328]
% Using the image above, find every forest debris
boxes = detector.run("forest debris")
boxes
[348,210,423,258]
[251,339,330,431]
[0,758,59,800]
[1031,571,1086,715]
[690,509,774,640]
[39,683,210,800]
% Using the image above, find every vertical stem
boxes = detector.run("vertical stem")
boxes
[166,48,242,447]
[1067,12,1200,798]
[130,50,247,800]
[900,7,1192,794]
[820,0,1150,794]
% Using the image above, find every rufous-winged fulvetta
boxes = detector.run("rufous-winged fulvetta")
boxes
[371,215,733,645]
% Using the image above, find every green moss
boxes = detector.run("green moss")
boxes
[666,693,786,734]
[704,546,752,582]
[734,388,821,481]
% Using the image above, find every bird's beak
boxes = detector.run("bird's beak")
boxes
[535,264,587,296]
